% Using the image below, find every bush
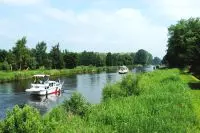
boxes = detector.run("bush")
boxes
[1,105,43,133]
[63,92,90,117]
[102,83,125,101]
[103,73,140,101]
[120,74,140,96]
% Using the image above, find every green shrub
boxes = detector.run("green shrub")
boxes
[1,105,43,133]
[103,73,140,101]
[120,73,140,96]
[63,92,90,117]
[102,83,125,101]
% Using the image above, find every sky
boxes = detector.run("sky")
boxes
[0,0,200,58]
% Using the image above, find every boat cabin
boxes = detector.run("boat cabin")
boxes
[33,74,50,84]
[119,66,128,70]
[48,81,57,87]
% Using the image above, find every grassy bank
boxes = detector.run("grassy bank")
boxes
[1,69,200,132]
[0,66,118,83]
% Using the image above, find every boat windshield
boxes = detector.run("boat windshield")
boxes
[33,76,49,84]
[120,66,127,70]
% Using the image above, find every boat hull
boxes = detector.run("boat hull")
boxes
[118,70,129,74]
[26,85,63,96]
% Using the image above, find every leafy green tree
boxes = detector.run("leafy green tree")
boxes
[50,44,64,69]
[147,53,153,65]
[130,53,136,64]
[0,61,10,71]
[35,41,48,68]
[78,51,99,66]
[134,49,149,65]
[12,37,32,70]
[95,54,105,67]
[0,49,8,62]
[121,54,133,65]
[153,57,161,65]
[6,50,16,71]
[63,51,78,69]
[27,57,37,69]
[165,17,200,74]
[106,52,112,66]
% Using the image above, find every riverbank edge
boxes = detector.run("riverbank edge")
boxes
[1,69,200,132]
[0,66,121,83]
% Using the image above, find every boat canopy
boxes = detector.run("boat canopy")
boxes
[33,74,50,77]
[120,66,128,68]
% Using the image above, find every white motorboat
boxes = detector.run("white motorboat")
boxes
[25,74,64,96]
[118,66,129,74]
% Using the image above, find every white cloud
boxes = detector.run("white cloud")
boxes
[0,0,43,5]
[26,13,43,23]
[149,0,200,20]
[44,7,167,57]
[44,7,76,24]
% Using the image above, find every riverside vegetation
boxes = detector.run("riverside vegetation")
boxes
[1,69,200,132]
[0,66,119,83]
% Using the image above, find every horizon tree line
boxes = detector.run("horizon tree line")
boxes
[0,37,161,71]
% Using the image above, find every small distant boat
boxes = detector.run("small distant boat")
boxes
[25,74,64,96]
[118,66,129,74]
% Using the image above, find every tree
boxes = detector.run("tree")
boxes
[50,44,64,69]
[130,53,136,64]
[165,18,200,74]
[63,51,78,69]
[6,50,16,71]
[134,49,149,65]
[95,54,105,67]
[121,54,133,65]
[106,52,112,66]
[153,57,161,65]
[147,53,153,65]
[35,42,48,68]
[12,37,32,70]
[0,61,10,71]
[0,49,8,62]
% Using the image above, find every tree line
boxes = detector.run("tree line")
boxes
[163,18,200,75]
[0,37,161,71]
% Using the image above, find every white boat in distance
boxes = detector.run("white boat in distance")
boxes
[118,66,129,74]
[25,74,64,96]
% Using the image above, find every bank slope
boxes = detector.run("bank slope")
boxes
[0,69,199,133]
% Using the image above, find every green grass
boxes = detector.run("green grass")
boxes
[1,69,200,132]
[0,66,118,83]
[179,71,200,124]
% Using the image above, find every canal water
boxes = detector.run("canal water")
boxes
[0,66,154,119]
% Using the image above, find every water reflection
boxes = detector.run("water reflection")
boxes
[133,65,154,73]
[12,80,31,93]
[28,94,64,115]
[0,66,154,119]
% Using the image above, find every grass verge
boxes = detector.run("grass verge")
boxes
[1,69,200,132]
[0,66,118,83]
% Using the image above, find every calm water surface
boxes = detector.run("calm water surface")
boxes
[0,66,154,119]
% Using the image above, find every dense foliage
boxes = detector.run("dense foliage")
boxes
[63,92,91,117]
[134,49,153,65]
[0,69,199,132]
[0,66,118,83]
[0,37,156,71]
[164,18,200,74]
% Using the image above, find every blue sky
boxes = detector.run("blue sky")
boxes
[0,0,200,58]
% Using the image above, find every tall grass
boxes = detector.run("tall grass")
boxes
[0,66,118,83]
[0,69,199,132]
